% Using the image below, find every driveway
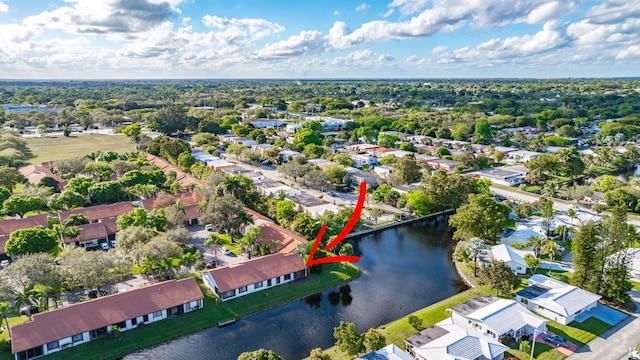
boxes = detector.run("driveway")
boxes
[574,302,628,326]
[188,224,248,266]
[536,331,580,356]
[568,290,640,360]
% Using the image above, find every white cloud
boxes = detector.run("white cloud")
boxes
[334,10,340,16]
[255,30,326,59]
[356,3,370,11]
[586,0,640,24]
[432,45,448,53]
[383,9,394,18]
[182,17,191,26]
[387,0,429,16]
[0,2,8,13]
[23,0,187,36]
[616,45,640,59]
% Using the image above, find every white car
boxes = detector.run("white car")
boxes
[99,242,110,251]
[221,246,231,255]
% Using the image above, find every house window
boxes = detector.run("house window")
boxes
[131,317,138,326]
[46,341,59,351]
[17,346,44,360]
[276,277,281,284]
[154,310,163,319]
[239,286,248,293]
[284,273,291,281]
[520,298,528,304]
[267,279,272,286]
[143,314,149,322]
[254,281,263,288]
[222,290,235,299]
[115,321,127,329]
[72,334,83,342]
[90,327,107,339]
[485,330,495,337]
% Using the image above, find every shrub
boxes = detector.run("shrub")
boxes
[408,315,424,331]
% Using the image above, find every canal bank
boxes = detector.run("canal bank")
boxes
[124,220,463,360]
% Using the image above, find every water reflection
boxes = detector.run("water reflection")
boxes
[126,221,463,360]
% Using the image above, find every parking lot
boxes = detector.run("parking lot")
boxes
[187,224,248,267]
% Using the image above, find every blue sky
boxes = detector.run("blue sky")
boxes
[0,0,639,79]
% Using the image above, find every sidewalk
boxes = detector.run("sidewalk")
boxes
[568,290,640,360]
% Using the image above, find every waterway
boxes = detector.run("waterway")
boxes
[125,221,465,360]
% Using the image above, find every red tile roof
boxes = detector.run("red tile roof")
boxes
[58,202,134,223]
[11,278,204,354]
[205,253,306,293]
[243,207,272,223]
[63,218,117,244]
[0,214,49,236]
[141,192,206,210]
[0,235,9,254]
[258,223,308,254]
[146,154,207,189]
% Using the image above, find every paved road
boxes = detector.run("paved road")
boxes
[490,186,640,229]
[568,290,640,360]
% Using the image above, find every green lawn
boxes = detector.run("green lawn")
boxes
[25,134,136,164]
[5,264,360,360]
[534,269,572,284]
[547,317,611,347]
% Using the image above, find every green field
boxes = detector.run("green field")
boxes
[24,134,136,164]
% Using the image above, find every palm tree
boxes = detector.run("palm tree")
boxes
[541,181,558,198]
[204,233,222,265]
[526,235,546,257]
[181,252,197,275]
[221,176,242,198]
[196,200,208,215]
[240,227,263,257]
[542,240,559,261]
[139,256,158,278]
[567,207,578,228]
[33,284,62,310]
[0,302,11,337]
[14,289,39,320]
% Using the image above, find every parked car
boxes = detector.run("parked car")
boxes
[544,334,569,347]
[221,246,231,255]
[19,305,39,316]
[88,288,107,299]
[205,224,213,231]
[0,259,10,268]
[99,242,109,251]
[206,260,219,269]
[109,239,116,248]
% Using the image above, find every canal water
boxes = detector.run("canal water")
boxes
[125,221,465,360]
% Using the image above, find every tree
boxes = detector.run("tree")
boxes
[368,208,383,224]
[166,226,192,245]
[164,202,187,229]
[293,128,322,147]
[372,184,400,206]
[304,170,331,190]
[204,232,224,264]
[524,254,541,274]
[2,194,44,218]
[391,156,421,185]
[0,166,24,190]
[309,348,330,360]
[448,193,510,241]
[2,253,63,295]
[117,208,167,232]
[63,214,90,227]
[324,165,347,184]
[237,349,284,360]
[542,240,559,261]
[123,123,142,143]
[478,260,521,297]
[333,321,364,356]
[148,105,189,135]
[526,235,546,257]
[198,195,252,237]
[465,237,485,277]
[408,315,424,331]
[363,328,386,352]
[5,226,58,256]
[114,226,157,253]
[65,177,96,196]
[51,190,86,210]
[240,227,263,256]
[473,119,493,144]
[0,186,10,207]
[59,247,127,291]
[88,181,124,204]
[377,133,401,148]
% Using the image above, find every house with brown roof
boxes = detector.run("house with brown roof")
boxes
[202,253,308,301]
[11,278,203,360]
[18,164,66,190]
[58,202,134,224]
[0,214,49,236]
[63,218,117,248]
[256,222,308,254]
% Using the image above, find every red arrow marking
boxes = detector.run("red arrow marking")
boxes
[305,181,366,266]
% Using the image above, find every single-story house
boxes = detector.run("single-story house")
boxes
[286,193,329,213]
[230,137,257,147]
[507,150,542,163]
[371,147,394,158]
[279,150,304,163]
[351,154,378,168]
[306,158,339,169]
[58,202,134,224]
[202,253,308,301]
[248,119,285,129]
[516,274,601,325]
[405,135,426,145]
[425,159,463,171]
[345,168,378,187]
[304,203,342,219]
[11,278,203,360]
[254,180,301,197]
[251,143,273,154]
[349,144,378,153]
[357,344,413,360]
[405,296,545,360]
[491,244,535,275]
[285,124,303,134]
[499,227,545,247]
[63,218,117,248]
[373,165,394,179]
[392,183,420,195]
[256,222,308,254]
[623,248,640,280]
[470,168,527,186]
[19,164,67,190]
[0,214,50,236]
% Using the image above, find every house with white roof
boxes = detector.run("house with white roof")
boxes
[623,248,640,280]
[351,154,378,168]
[499,227,545,247]
[357,344,413,360]
[279,150,304,163]
[374,165,394,179]
[516,275,601,325]
[405,296,546,360]
[507,150,542,163]
[491,244,535,275]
